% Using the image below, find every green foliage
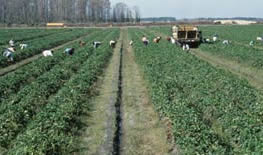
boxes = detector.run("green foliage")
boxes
[129,28,263,154]
[0,29,102,102]
[6,29,120,154]
[0,29,119,152]
[0,29,94,68]
[0,29,70,45]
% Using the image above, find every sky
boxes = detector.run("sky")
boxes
[111,0,263,19]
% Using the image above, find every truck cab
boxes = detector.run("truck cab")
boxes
[172,25,202,47]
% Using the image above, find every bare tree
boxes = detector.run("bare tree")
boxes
[0,0,140,25]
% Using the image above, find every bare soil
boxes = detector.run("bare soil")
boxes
[120,28,173,155]
[76,28,174,155]
[75,32,122,155]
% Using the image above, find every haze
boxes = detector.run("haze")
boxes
[112,0,263,18]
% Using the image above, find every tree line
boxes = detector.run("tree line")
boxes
[0,0,141,25]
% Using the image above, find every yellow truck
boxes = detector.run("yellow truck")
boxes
[172,25,202,47]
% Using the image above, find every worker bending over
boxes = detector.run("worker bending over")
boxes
[142,35,149,46]
[222,40,230,45]
[249,41,254,46]
[9,40,15,47]
[167,37,176,44]
[129,40,133,46]
[182,44,190,52]
[153,36,161,43]
[109,40,117,48]
[213,34,218,42]
[3,47,16,62]
[64,48,75,55]
[79,41,86,47]
[19,44,28,50]
[42,50,53,57]
[93,41,102,48]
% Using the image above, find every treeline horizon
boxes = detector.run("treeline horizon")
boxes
[0,0,141,25]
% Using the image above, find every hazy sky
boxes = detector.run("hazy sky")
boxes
[111,0,263,18]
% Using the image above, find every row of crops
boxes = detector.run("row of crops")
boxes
[151,25,263,69]
[0,28,120,154]
[129,28,263,154]
[0,28,94,69]
[0,28,70,46]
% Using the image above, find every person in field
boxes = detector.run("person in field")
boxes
[153,36,161,43]
[42,50,53,57]
[93,41,102,48]
[182,44,190,51]
[167,37,176,44]
[9,40,15,47]
[213,34,218,42]
[222,40,230,45]
[142,35,149,46]
[202,38,211,43]
[129,40,133,46]
[79,41,86,47]
[19,44,28,50]
[109,40,117,48]
[3,47,16,62]
[64,48,74,55]
[256,37,263,41]
[250,41,254,46]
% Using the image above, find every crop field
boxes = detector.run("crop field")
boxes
[1,25,263,154]
[152,25,263,69]
[129,25,263,154]
[0,28,120,154]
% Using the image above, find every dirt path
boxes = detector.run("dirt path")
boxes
[120,28,173,155]
[0,33,90,76]
[192,49,263,91]
[76,28,174,155]
[75,31,122,155]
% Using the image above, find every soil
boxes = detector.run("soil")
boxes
[76,28,175,155]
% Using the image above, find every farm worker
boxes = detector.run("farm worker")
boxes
[109,40,117,48]
[79,41,86,47]
[153,36,161,43]
[64,48,74,55]
[170,37,176,44]
[213,34,218,42]
[249,41,254,46]
[167,37,176,44]
[172,33,177,39]
[3,47,16,62]
[9,40,15,47]
[42,50,53,57]
[19,44,28,50]
[129,40,133,46]
[93,41,102,48]
[203,38,210,43]
[256,37,263,41]
[182,44,190,51]
[222,40,230,45]
[142,35,149,46]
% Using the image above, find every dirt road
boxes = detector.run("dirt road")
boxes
[76,28,173,155]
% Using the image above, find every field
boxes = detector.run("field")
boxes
[1,25,263,154]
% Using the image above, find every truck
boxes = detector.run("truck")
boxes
[172,25,202,48]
